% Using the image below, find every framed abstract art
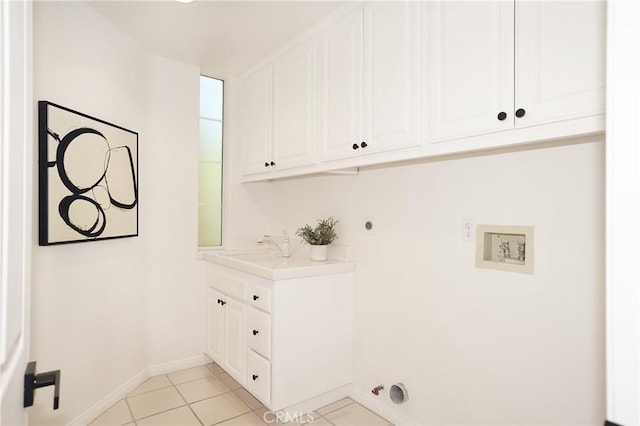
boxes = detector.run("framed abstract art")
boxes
[38,101,138,245]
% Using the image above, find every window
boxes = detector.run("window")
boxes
[198,76,223,246]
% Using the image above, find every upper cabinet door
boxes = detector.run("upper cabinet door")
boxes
[242,65,273,175]
[319,8,364,162]
[272,40,319,170]
[515,1,606,128]
[363,1,421,152]
[429,1,514,142]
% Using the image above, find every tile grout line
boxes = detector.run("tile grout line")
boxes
[316,399,355,417]
[128,384,189,424]
[123,397,137,426]
[102,364,392,426]
[208,402,253,426]
[178,382,206,426]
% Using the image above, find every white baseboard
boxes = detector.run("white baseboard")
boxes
[280,385,351,417]
[147,353,211,376]
[277,384,417,426]
[68,369,148,426]
[68,353,211,426]
[69,355,414,426]
[348,385,418,426]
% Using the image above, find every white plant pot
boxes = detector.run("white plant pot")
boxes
[310,245,328,262]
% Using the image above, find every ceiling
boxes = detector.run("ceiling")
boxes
[86,1,347,78]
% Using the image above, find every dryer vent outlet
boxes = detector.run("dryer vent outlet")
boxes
[390,383,408,404]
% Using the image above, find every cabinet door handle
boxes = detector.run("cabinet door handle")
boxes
[252,295,259,301]
[497,111,507,121]
[515,108,526,118]
[252,374,259,381]
[352,143,359,150]
[252,329,259,336]
[264,162,269,167]
[360,141,368,148]
[217,299,222,304]
[220,300,226,306]
[270,161,276,166]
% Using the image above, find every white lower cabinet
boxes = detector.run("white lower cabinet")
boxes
[222,298,246,381]
[206,263,354,411]
[206,271,247,386]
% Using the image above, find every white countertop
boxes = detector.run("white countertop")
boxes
[201,249,355,280]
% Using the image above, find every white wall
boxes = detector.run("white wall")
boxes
[31,3,203,424]
[269,138,605,425]
[29,2,607,425]
[606,0,640,423]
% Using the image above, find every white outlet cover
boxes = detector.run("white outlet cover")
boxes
[462,218,475,242]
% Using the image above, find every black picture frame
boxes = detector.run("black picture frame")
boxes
[38,101,139,246]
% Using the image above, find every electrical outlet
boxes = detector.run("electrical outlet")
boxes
[462,219,475,242]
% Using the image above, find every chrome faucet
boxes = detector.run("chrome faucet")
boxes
[259,231,290,258]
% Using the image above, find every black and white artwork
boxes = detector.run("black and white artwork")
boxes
[38,101,138,245]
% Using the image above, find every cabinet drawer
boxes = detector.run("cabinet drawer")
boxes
[247,284,272,313]
[207,266,246,302]
[247,308,272,359]
[247,350,271,406]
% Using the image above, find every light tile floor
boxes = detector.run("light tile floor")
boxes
[90,363,392,426]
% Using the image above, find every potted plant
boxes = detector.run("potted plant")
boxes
[295,216,338,262]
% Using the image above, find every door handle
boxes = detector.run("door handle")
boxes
[24,361,61,410]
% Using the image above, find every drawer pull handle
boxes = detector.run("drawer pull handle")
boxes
[252,374,258,381]
[252,329,259,336]
[253,295,259,301]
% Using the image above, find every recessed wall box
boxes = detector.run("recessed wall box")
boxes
[475,225,534,274]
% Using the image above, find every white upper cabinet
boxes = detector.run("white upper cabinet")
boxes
[242,65,273,175]
[242,40,319,176]
[515,1,606,127]
[363,2,421,153]
[273,40,319,169]
[240,1,606,181]
[319,2,421,161]
[319,8,364,161]
[428,0,605,143]
[428,1,514,141]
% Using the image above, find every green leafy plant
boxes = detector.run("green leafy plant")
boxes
[295,217,339,246]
